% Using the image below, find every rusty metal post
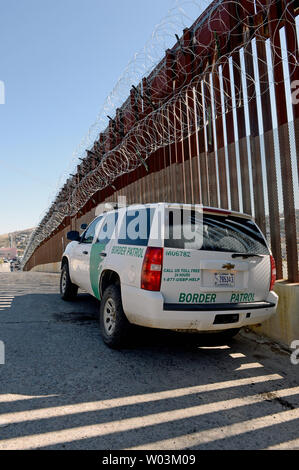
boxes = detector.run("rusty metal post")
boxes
[212,65,229,209]
[254,11,283,278]
[231,49,252,216]
[202,72,218,207]
[221,58,240,212]
[283,0,299,181]
[243,19,266,234]
[268,0,298,282]
[195,80,209,206]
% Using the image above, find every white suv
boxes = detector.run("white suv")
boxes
[60,203,278,348]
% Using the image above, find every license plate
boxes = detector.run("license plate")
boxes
[214,272,235,287]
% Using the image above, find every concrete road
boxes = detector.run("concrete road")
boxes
[0,272,298,450]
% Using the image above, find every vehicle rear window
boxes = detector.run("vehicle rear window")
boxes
[118,208,155,246]
[164,209,269,255]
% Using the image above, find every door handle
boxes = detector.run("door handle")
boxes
[99,252,107,257]
[83,251,88,255]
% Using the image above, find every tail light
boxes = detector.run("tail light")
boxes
[141,247,163,291]
[270,255,276,291]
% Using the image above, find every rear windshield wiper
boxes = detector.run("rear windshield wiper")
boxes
[231,253,263,259]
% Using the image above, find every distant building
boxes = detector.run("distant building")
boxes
[0,247,17,260]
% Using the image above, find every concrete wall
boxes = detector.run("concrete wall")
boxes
[252,281,299,348]
[31,262,61,274]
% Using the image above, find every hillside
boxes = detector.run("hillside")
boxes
[0,228,35,257]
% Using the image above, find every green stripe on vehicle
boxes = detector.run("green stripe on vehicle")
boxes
[90,242,109,300]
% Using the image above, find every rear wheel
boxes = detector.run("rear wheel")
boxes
[60,263,78,301]
[99,285,132,349]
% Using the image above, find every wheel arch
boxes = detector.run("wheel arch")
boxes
[99,269,121,298]
[61,256,69,269]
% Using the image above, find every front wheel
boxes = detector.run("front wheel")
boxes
[99,285,132,349]
[60,263,78,301]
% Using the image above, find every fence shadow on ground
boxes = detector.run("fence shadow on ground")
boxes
[0,289,298,450]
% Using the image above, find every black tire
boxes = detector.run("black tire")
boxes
[99,285,132,349]
[60,263,78,301]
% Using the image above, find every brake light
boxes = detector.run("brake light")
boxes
[270,255,276,291]
[141,247,163,291]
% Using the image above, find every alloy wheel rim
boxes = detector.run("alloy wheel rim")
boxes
[61,270,67,293]
[103,298,117,336]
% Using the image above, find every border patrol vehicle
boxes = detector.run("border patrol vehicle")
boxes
[60,203,278,348]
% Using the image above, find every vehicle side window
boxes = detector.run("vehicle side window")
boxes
[96,212,119,244]
[81,217,102,244]
[118,208,155,246]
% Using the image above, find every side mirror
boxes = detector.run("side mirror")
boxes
[80,223,88,230]
[67,231,80,242]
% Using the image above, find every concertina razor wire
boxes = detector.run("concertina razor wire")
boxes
[22,0,298,268]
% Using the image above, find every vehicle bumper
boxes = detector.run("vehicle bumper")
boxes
[121,286,278,331]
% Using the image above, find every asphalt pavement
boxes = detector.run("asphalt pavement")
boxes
[0,272,298,450]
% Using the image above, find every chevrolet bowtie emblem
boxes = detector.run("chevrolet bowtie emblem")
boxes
[222,263,235,270]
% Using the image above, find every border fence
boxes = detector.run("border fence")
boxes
[23,0,299,282]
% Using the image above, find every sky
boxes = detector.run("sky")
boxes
[0,1,297,237]
[0,0,176,234]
